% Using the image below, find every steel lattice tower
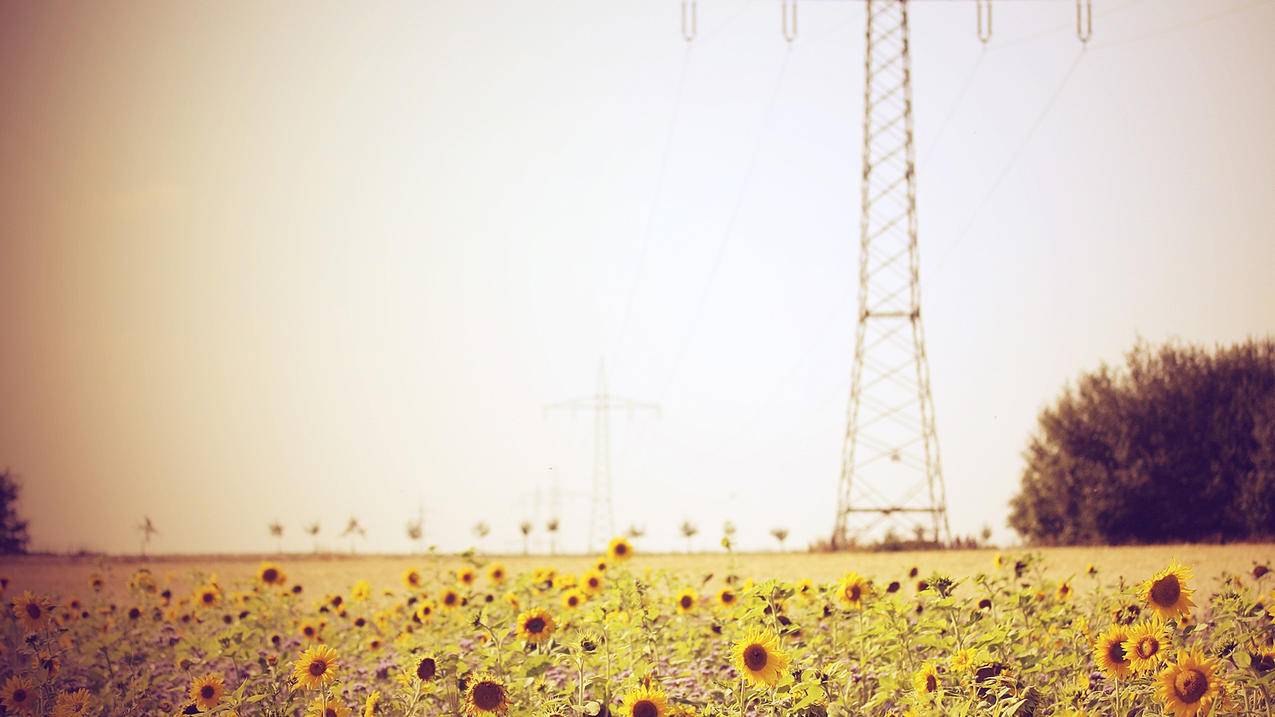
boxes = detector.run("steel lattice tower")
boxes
[833,0,950,548]
[547,361,658,553]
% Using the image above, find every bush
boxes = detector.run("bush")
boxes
[1008,338,1275,544]
[0,469,30,554]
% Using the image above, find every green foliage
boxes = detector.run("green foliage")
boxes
[1009,338,1275,544]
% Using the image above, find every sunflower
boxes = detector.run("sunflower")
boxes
[189,673,225,711]
[581,570,605,595]
[837,573,871,610]
[418,650,443,678]
[465,673,511,714]
[402,568,424,590]
[440,588,462,609]
[716,588,737,608]
[619,684,669,717]
[0,675,34,715]
[594,559,608,572]
[195,584,222,609]
[562,589,587,609]
[503,592,520,609]
[457,567,477,586]
[1142,562,1195,620]
[258,562,286,586]
[486,563,507,584]
[949,648,981,674]
[293,644,340,689]
[1056,581,1072,601]
[733,629,790,687]
[415,601,436,623]
[350,580,372,602]
[11,591,49,632]
[52,689,93,717]
[363,690,384,717]
[1123,619,1171,673]
[912,661,940,696]
[1094,625,1132,679]
[307,696,352,717]
[299,621,321,641]
[674,588,698,614]
[1158,649,1221,717]
[517,608,556,644]
[607,537,634,562]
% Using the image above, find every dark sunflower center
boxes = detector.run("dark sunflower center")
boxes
[1151,576,1181,606]
[200,685,215,699]
[473,681,503,710]
[525,617,546,634]
[680,596,693,609]
[568,596,579,606]
[1174,669,1208,702]
[925,674,937,692]
[632,699,658,717]
[1137,636,1159,659]
[263,568,278,582]
[722,592,734,604]
[849,586,862,601]
[589,578,599,587]
[13,689,27,702]
[309,659,327,677]
[325,709,337,717]
[417,657,436,680]
[445,594,457,605]
[1108,641,1126,663]
[25,603,41,619]
[743,644,769,671]
[615,544,627,555]
[304,626,315,636]
[202,592,214,603]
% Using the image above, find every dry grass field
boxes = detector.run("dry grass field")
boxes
[5,543,1272,599]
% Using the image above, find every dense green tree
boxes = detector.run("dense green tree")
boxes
[1009,339,1275,544]
[0,469,30,554]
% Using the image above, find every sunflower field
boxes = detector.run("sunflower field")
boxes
[3,540,1275,717]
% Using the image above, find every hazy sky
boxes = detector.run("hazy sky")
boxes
[2,0,1273,555]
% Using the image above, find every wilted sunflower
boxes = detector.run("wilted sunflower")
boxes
[517,608,556,644]
[258,562,286,586]
[1123,619,1171,673]
[581,570,605,595]
[912,662,941,697]
[465,673,511,714]
[307,696,351,717]
[402,568,424,590]
[0,675,35,715]
[733,629,790,687]
[52,689,93,717]
[1142,562,1195,619]
[457,567,477,586]
[607,537,634,562]
[486,563,507,584]
[837,573,871,610]
[293,644,340,689]
[11,591,49,632]
[675,588,698,614]
[716,588,737,608]
[189,673,225,711]
[440,588,462,609]
[562,589,587,609]
[1158,649,1220,717]
[1094,625,1132,679]
[619,684,668,717]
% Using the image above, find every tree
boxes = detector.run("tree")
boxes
[770,527,789,552]
[341,517,365,554]
[472,521,490,552]
[679,520,699,554]
[1009,338,1275,544]
[0,470,30,554]
[545,517,560,556]
[138,516,158,557]
[305,522,321,553]
[268,520,284,553]
[626,524,646,540]
[406,513,424,554]
[518,520,533,555]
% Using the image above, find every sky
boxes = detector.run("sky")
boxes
[2,0,1273,555]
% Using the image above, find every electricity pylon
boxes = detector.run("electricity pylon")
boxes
[546,361,659,553]
[833,0,950,548]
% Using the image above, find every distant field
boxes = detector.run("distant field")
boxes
[4,543,1272,598]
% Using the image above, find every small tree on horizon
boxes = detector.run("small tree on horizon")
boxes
[518,520,533,555]
[406,514,424,554]
[268,520,284,553]
[341,517,366,554]
[546,517,560,556]
[304,522,321,553]
[770,527,789,552]
[0,470,30,555]
[137,516,158,557]
[679,520,699,554]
